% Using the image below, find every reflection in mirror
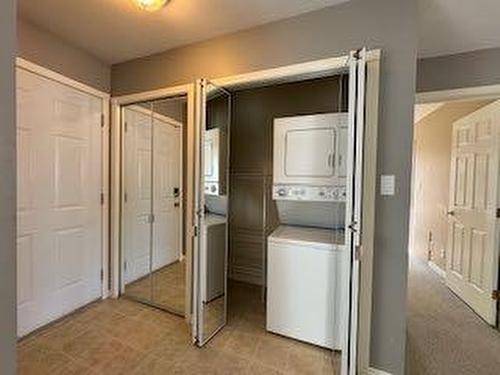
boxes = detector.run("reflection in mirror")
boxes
[122,101,153,303]
[199,82,231,342]
[151,96,186,315]
[122,95,187,316]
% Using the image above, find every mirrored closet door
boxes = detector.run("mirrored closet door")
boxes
[122,95,187,316]
[194,80,231,345]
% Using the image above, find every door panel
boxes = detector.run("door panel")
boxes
[123,107,153,290]
[446,100,500,325]
[152,119,181,270]
[193,79,231,346]
[16,68,102,336]
[123,98,186,315]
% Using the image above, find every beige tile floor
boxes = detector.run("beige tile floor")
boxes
[125,260,186,314]
[17,281,340,374]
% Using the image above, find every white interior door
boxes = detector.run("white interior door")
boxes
[152,117,182,270]
[16,68,102,336]
[446,100,500,325]
[123,107,152,284]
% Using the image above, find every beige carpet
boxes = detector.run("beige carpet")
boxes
[406,258,500,375]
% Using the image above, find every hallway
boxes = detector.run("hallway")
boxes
[406,259,500,375]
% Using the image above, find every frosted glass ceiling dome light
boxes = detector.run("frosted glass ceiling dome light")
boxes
[132,0,170,12]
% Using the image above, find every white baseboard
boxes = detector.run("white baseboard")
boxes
[427,260,446,278]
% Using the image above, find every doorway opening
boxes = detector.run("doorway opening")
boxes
[407,96,500,374]
[120,94,188,317]
[204,74,349,371]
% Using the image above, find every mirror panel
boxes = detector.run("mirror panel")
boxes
[198,81,231,343]
[122,102,154,303]
[151,96,187,314]
[122,96,188,316]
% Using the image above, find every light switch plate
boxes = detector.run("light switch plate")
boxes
[380,175,395,196]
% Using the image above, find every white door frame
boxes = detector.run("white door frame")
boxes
[110,84,196,323]
[416,84,500,104]
[15,57,111,299]
[109,51,380,374]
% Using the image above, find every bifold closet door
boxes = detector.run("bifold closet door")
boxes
[151,108,183,313]
[16,68,103,336]
[123,100,185,313]
[342,48,367,375]
[193,79,231,346]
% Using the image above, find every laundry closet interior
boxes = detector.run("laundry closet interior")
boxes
[114,51,370,374]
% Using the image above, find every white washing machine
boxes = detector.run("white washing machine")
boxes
[200,214,226,302]
[266,225,346,349]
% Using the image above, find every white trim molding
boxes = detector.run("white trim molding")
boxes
[16,57,110,100]
[416,84,500,104]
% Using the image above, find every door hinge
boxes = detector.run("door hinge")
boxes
[124,122,128,132]
[100,269,104,282]
[101,114,105,128]
[492,290,500,300]
[348,221,358,233]
[124,192,128,203]
[496,208,500,218]
[355,245,363,261]
[124,261,127,272]
[147,214,155,224]
[100,192,105,205]
[193,226,199,237]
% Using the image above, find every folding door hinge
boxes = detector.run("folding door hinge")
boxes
[355,245,363,261]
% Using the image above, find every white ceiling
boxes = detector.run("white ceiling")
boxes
[18,0,500,65]
[418,0,500,58]
[18,0,349,64]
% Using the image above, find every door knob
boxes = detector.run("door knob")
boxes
[447,210,455,216]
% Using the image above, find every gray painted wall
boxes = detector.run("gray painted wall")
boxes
[17,18,111,92]
[228,77,345,285]
[0,0,16,374]
[112,1,418,373]
[417,48,500,92]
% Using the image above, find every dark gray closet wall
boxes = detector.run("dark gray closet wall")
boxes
[228,76,347,284]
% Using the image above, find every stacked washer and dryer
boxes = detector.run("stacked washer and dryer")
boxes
[266,113,348,350]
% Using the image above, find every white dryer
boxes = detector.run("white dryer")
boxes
[273,113,348,202]
[266,225,346,349]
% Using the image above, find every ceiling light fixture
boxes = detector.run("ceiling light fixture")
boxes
[132,0,170,12]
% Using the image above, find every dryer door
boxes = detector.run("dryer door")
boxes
[273,113,348,186]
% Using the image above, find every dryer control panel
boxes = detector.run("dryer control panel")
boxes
[273,184,346,202]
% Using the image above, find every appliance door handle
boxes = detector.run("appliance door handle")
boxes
[328,152,334,168]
